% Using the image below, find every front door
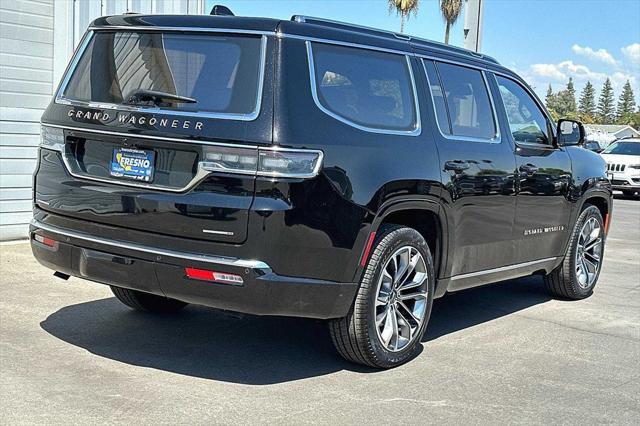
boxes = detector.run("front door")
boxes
[491,74,573,263]
[422,60,518,277]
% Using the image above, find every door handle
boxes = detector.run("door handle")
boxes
[444,160,470,172]
[519,164,538,174]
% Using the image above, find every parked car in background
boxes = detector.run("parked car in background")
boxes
[585,140,603,153]
[602,139,640,198]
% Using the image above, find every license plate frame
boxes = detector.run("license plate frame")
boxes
[110,147,155,182]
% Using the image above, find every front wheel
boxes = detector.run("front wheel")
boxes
[329,225,435,368]
[544,205,605,299]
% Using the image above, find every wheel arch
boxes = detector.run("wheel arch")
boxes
[355,198,448,289]
[577,190,612,232]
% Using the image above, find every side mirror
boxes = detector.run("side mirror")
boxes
[557,119,585,146]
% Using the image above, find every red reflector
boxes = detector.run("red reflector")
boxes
[34,234,57,248]
[360,231,377,267]
[185,267,244,285]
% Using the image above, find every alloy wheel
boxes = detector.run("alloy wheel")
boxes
[374,246,429,352]
[575,217,603,289]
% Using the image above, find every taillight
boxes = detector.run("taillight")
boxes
[40,125,65,152]
[185,267,244,285]
[201,146,322,178]
[34,234,58,249]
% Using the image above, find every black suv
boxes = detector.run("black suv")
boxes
[31,14,612,368]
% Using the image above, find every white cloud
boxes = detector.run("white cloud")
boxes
[621,43,640,66]
[572,44,618,66]
[530,61,607,83]
[527,60,637,98]
[530,63,567,81]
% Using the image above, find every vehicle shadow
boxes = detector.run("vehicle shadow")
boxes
[424,275,551,342]
[40,275,550,385]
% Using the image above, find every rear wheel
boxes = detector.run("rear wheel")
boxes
[544,205,605,299]
[329,225,434,368]
[622,189,638,198]
[110,286,188,313]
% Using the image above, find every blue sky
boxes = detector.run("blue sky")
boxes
[206,0,640,100]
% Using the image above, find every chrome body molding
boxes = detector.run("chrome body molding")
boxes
[61,151,213,193]
[31,219,272,271]
[449,257,559,281]
[40,124,325,189]
[43,123,262,149]
[305,41,421,137]
[55,32,268,122]
[202,229,235,236]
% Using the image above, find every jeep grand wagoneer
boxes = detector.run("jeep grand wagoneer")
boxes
[31,12,612,368]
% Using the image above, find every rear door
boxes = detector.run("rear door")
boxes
[38,28,272,244]
[422,59,518,277]
[490,74,573,262]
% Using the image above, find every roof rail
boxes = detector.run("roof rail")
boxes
[291,15,499,65]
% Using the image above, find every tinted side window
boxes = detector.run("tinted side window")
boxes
[423,60,451,135]
[436,62,497,140]
[495,76,550,144]
[310,43,417,132]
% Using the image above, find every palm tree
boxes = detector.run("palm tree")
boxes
[440,0,463,44]
[388,0,420,33]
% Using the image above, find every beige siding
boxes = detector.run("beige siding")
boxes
[0,0,53,240]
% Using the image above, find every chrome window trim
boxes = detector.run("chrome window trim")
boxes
[41,124,324,189]
[31,219,272,271]
[55,30,269,122]
[305,41,421,136]
[422,59,501,144]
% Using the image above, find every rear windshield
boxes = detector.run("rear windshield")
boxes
[60,31,264,116]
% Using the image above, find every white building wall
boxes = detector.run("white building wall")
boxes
[1,0,54,240]
[0,0,204,240]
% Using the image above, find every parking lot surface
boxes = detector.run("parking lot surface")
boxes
[1,197,639,425]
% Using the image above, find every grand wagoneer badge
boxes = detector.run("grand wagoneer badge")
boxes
[67,108,204,131]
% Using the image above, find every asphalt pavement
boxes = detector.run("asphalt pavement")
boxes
[1,196,638,424]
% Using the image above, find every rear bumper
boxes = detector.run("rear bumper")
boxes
[30,220,357,319]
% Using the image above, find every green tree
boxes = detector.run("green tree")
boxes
[440,0,463,44]
[545,85,559,121]
[618,111,640,128]
[597,78,616,124]
[555,78,577,118]
[388,0,420,33]
[578,81,596,123]
[616,80,637,121]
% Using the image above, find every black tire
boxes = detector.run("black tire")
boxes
[329,225,435,368]
[622,189,638,198]
[544,204,605,300]
[110,286,188,313]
